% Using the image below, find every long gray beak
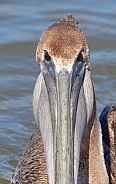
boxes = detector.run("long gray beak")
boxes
[33,58,94,184]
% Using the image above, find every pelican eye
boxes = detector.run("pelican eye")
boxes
[44,50,51,61]
[76,51,83,62]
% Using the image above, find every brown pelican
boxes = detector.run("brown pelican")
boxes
[100,103,116,184]
[11,15,115,184]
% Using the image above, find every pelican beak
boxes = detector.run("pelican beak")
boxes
[33,53,94,183]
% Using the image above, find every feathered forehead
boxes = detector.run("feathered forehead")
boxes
[36,15,90,67]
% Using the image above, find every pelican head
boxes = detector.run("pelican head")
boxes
[33,15,95,184]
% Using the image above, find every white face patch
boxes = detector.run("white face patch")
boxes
[54,58,74,72]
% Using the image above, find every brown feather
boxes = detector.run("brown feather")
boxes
[11,127,48,184]
[36,15,90,68]
[100,103,116,184]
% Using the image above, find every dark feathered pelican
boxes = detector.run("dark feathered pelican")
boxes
[11,15,116,184]
[99,103,116,184]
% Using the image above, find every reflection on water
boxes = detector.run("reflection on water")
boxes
[0,0,116,183]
